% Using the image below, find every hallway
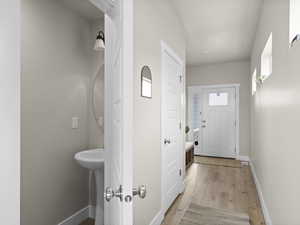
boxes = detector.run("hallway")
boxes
[162,157,265,225]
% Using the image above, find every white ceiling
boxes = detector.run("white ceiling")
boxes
[172,0,262,65]
[62,0,104,21]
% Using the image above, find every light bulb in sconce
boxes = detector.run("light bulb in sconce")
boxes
[94,31,105,51]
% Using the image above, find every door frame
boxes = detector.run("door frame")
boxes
[160,41,185,215]
[91,0,134,225]
[0,1,21,224]
[188,84,240,159]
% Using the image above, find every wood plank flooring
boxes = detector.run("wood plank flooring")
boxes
[194,156,241,168]
[80,157,265,225]
[80,218,94,225]
[162,157,265,225]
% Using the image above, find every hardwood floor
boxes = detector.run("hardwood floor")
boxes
[194,156,241,168]
[80,157,265,225]
[79,218,94,225]
[162,157,265,225]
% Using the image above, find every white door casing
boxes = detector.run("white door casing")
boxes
[188,84,239,159]
[161,41,184,214]
[92,0,134,224]
[0,1,21,224]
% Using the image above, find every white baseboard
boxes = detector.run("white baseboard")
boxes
[149,210,164,225]
[236,155,250,162]
[195,153,249,161]
[57,206,90,225]
[249,161,273,225]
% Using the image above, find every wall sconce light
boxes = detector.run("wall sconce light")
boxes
[94,31,105,51]
[291,34,300,47]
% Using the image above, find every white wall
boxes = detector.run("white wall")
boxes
[251,0,300,224]
[133,0,186,224]
[187,60,251,157]
[21,1,102,224]
[0,0,20,224]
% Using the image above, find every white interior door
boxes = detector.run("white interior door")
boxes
[161,43,183,213]
[201,87,237,158]
[103,0,133,224]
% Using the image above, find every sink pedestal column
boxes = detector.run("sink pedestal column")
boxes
[94,169,104,225]
[74,149,105,225]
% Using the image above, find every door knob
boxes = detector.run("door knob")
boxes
[133,185,147,199]
[114,185,123,201]
[164,138,171,145]
[201,125,206,128]
[202,120,206,123]
[104,187,114,202]
[104,185,123,202]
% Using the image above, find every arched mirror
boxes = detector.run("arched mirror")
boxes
[141,65,152,98]
[93,65,104,128]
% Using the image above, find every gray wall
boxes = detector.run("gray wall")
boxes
[21,0,103,224]
[88,21,105,150]
[186,61,251,157]
[250,0,300,224]
[133,0,186,224]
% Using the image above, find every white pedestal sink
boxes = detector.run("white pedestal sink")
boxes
[75,148,105,225]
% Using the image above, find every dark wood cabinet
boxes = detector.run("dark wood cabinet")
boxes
[185,143,194,169]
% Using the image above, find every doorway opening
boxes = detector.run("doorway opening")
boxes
[21,0,134,225]
[21,0,106,224]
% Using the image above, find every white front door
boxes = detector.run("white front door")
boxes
[102,0,133,225]
[161,43,183,213]
[201,87,237,158]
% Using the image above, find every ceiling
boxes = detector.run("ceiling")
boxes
[172,0,262,65]
[62,0,104,21]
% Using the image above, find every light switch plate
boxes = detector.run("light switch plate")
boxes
[72,117,79,129]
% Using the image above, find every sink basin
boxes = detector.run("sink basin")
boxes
[74,148,105,225]
[74,148,104,170]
